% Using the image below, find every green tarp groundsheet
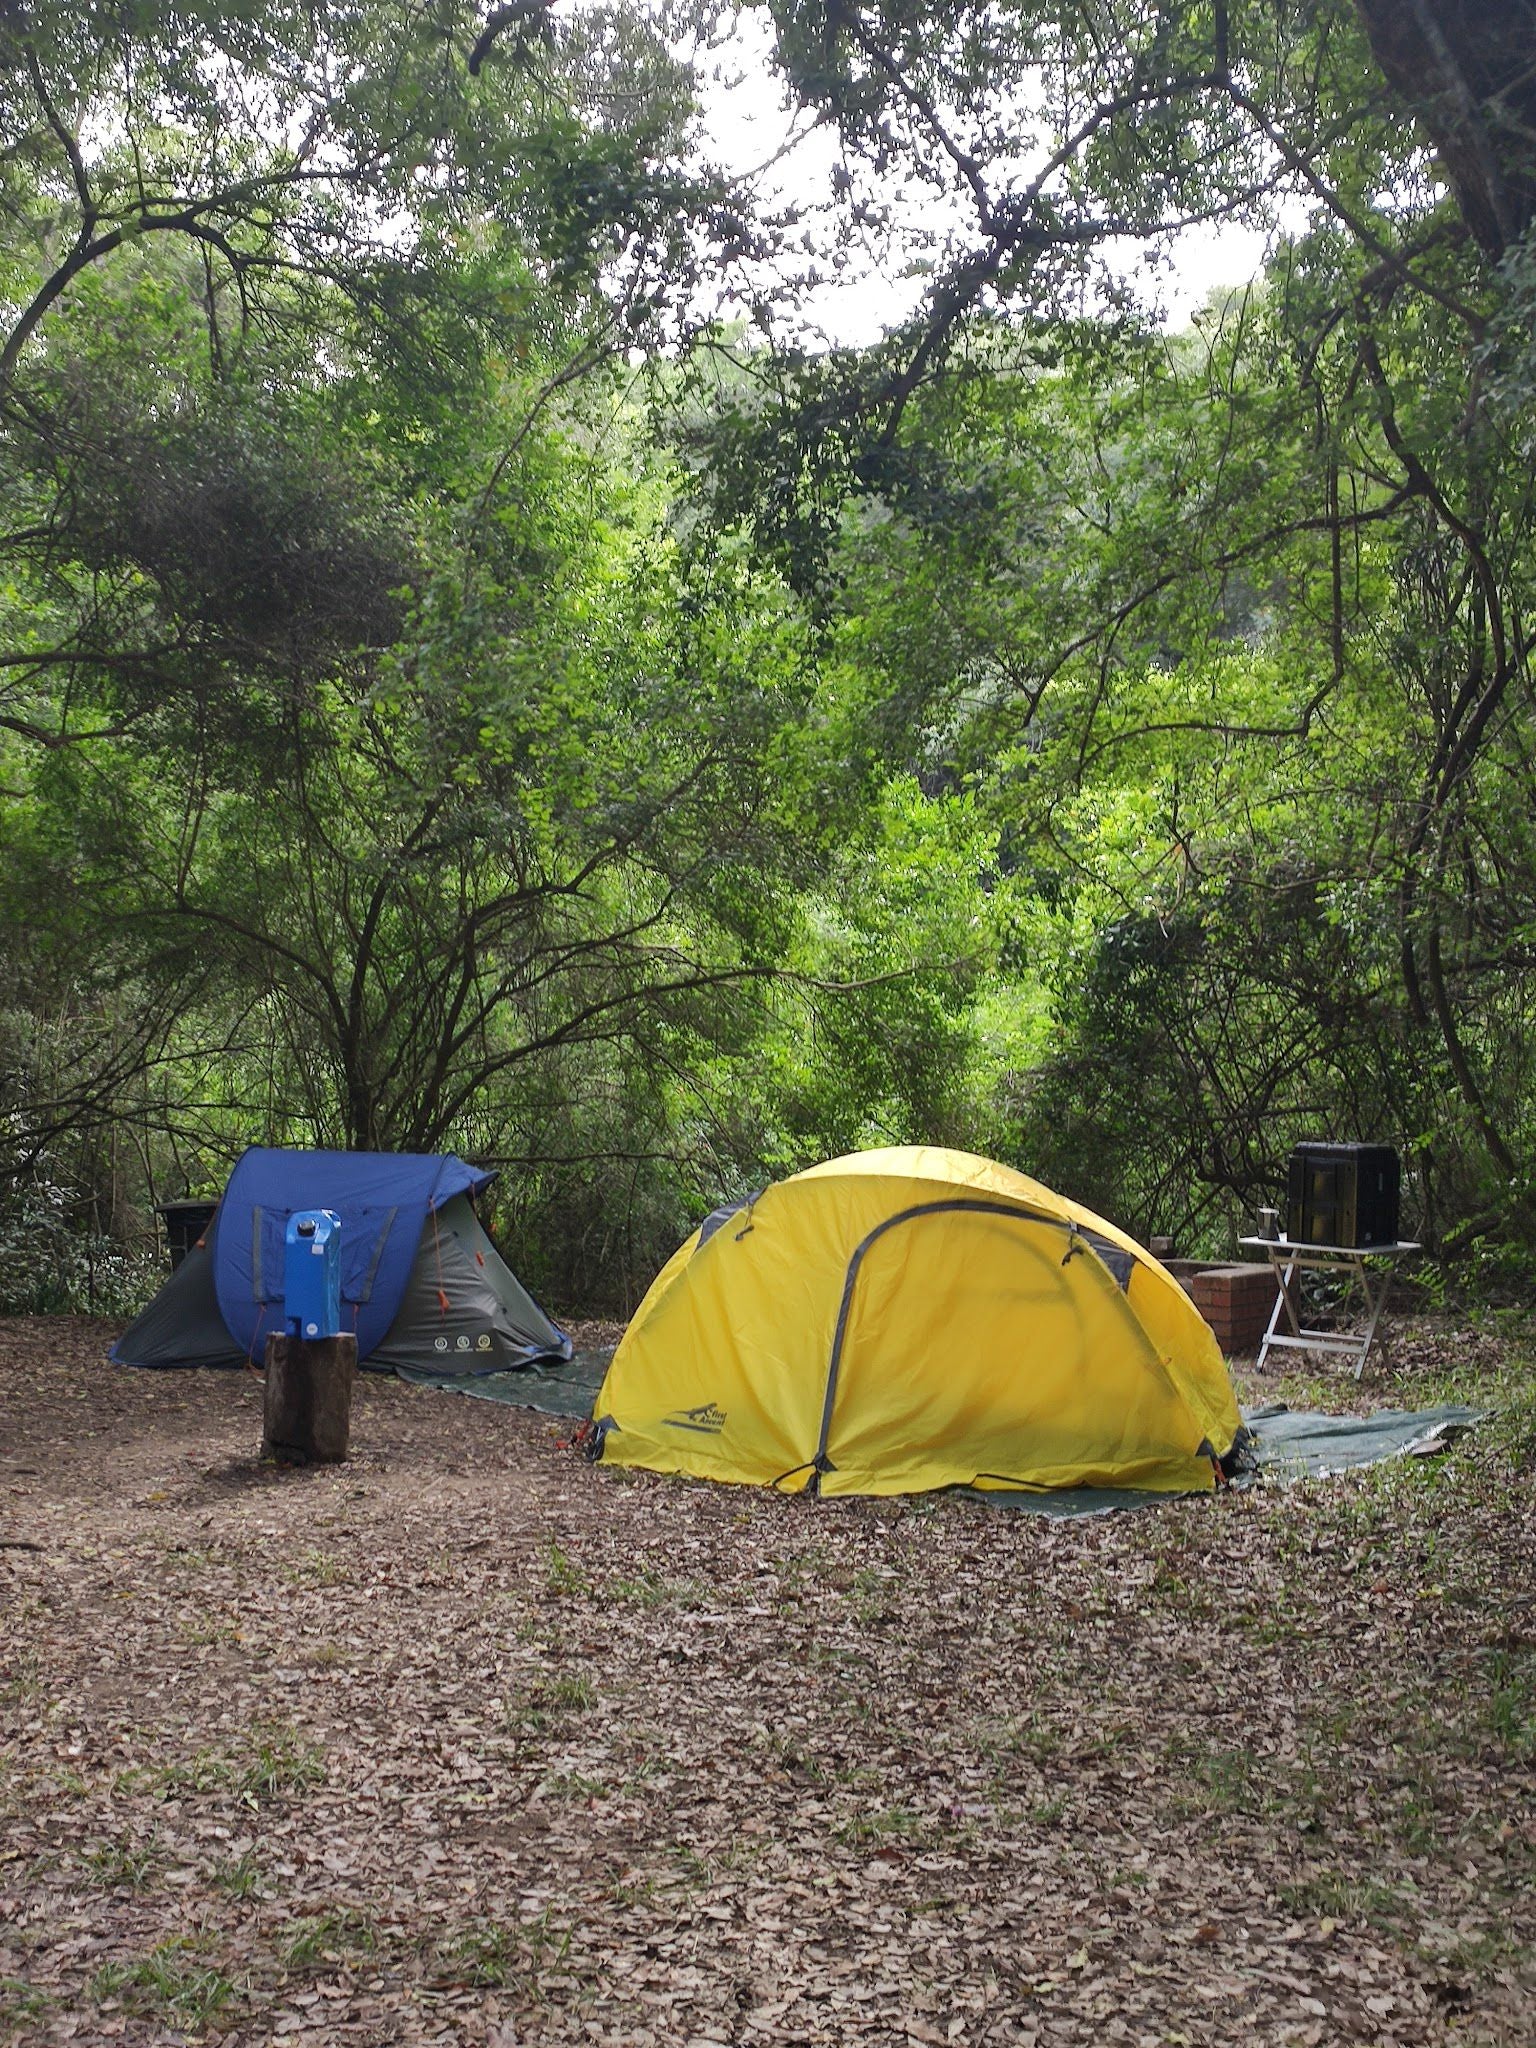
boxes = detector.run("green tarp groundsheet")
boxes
[1239,1401,1484,1476]
[402,1359,1484,1514]
[969,1402,1486,1516]
[398,1350,613,1416]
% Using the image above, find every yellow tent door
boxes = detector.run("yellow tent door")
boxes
[818,1201,1214,1496]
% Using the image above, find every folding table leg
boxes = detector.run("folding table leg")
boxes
[1351,1258,1394,1380]
[1256,1251,1296,1372]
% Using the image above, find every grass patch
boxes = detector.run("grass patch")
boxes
[997,1712,1061,1764]
[0,1977,54,2023]
[1486,1646,1536,1759]
[240,1728,327,1800]
[282,1907,378,1972]
[123,1725,326,1804]
[0,1656,43,1707]
[163,1544,219,1570]
[833,1803,926,1846]
[213,1848,267,1899]
[546,1672,596,1711]
[438,1921,523,1987]
[434,1909,571,1989]
[279,1548,348,1588]
[605,1871,657,1906]
[1164,1735,1257,1818]
[45,1766,91,1800]
[544,1538,590,1597]
[1278,1868,1416,1932]
[755,1731,828,1783]
[1416,1918,1533,1973]
[90,1939,242,2027]
[542,1768,608,1799]
[82,1830,163,1890]
[178,1617,244,1648]
[604,1568,710,1609]
[504,1670,598,1734]
[1390,1782,1453,1856]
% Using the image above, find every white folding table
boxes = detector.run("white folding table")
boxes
[1237,1236,1422,1379]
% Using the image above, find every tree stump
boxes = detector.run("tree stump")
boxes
[263,1333,357,1463]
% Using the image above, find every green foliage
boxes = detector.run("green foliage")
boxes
[0,1154,163,1315]
[3,0,1536,1300]
[652,0,1536,1269]
[0,0,956,1302]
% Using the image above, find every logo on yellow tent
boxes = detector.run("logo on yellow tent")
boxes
[662,1402,727,1435]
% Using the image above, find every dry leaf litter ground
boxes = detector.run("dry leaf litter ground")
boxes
[2,1311,1534,2048]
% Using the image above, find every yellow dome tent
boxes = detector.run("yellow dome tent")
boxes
[591,1146,1242,1498]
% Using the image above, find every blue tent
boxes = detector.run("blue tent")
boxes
[112,1147,571,1375]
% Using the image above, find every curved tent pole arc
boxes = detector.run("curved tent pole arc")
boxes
[808,1197,1153,1491]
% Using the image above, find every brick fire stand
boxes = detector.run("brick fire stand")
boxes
[1161,1258,1278,1356]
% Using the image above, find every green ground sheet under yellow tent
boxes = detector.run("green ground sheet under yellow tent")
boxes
[405,1357,1483,1517]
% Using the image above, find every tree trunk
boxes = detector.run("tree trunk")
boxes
[262,1333,357,1463]
[1353,0,1536,259]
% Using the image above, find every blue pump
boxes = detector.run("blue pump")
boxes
[284,1209,342,1339]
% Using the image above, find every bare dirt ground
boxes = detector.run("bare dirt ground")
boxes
[2,1312,1535,2048]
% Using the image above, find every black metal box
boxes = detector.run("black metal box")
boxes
[1285,1143,1400,1248]
[156,1199,219,1270]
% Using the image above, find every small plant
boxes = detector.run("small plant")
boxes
[0,1657,43,1707]
[1487,1646,1536,1759]
[82,1831,163,1891]
[503,1693,549,1736]
[542,1768,607,1799]
[850,1566,898,1624]
[1002,1713,1061,1764]
[602,1568,710,1610]
[0,1977,54,2023]
[435,1910,571,1988]
[179,1618,244,1649]
[1501,1373,1536,1472]
[148,1727,326,1804]
[437,1922,519,1987]
[1279,1869,1413,1932]
[669,1841,714,1885]
[544,1538,590,1597]
[605,1569,671,1608]
[283,1909,378,1972]
[605,1872,656,1907]
[1393,1788,1445,1856]
[754,1730,828,1783]
[504,1670,597,1734]
[1163,1733,1256,1818]
[213,1849,266,1900]
[164,1544,218,1571]
[833,1804,924,1845]
[239,1729,327,1801]
[546,1672,596,1711]
[280,1549,346,1588]
[90,1940,241,2027]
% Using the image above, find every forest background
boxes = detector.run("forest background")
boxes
[2,0,1533,1316]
